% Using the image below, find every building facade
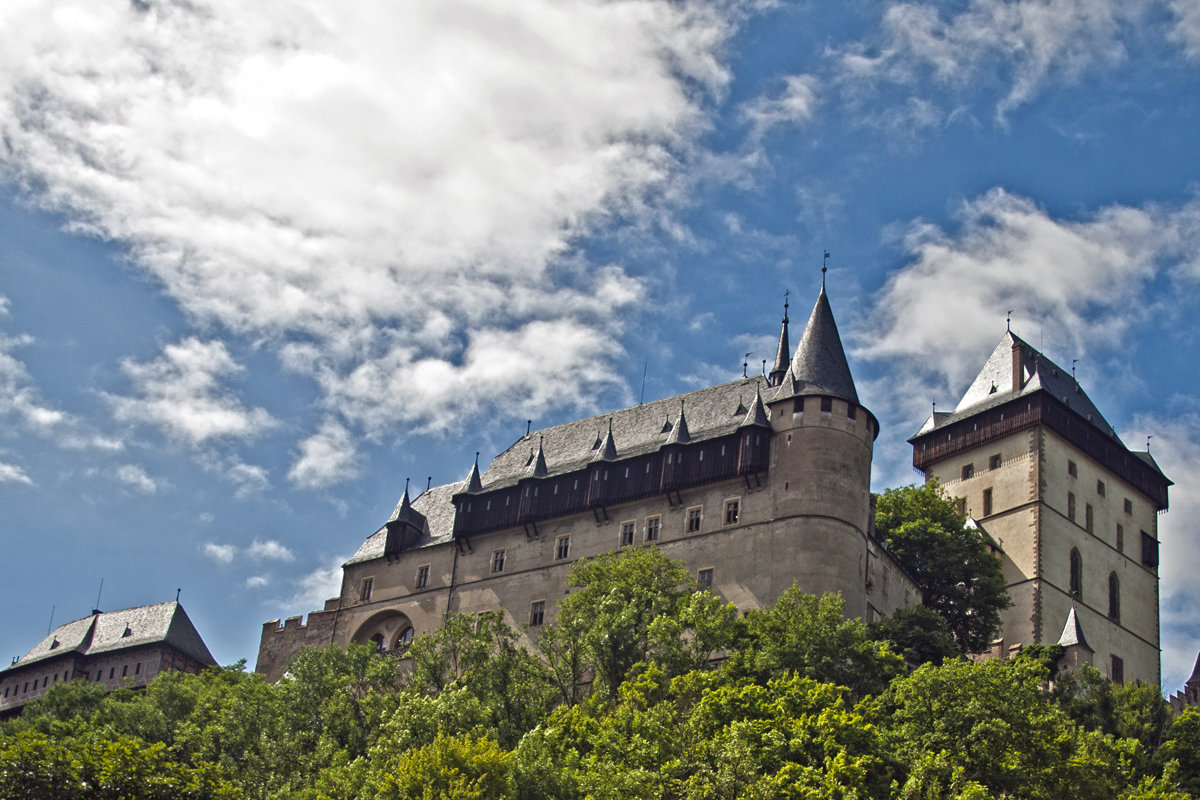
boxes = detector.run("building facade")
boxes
[1,601,216,718]
[909,332,1171,685]
[257,287,921,680]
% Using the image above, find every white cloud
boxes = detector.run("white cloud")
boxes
[1170,0,1200,59]
[109,338,277,446]
[287,557,347,610]
[742,74,818,141]
[246,575,271,589]
[288,418,360,490]
[202,542,237,564]
[0,459,33,485]
[248,538,295,562]
[0,0,735,468]
[114,463,157,494]
[838,0,1146,119]
[225,461,270,498]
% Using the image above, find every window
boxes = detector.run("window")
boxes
[1116,524,1124,553]
[698,568,714,590]
[394,626,415,651]
[1085,504,1094,533]
[820,396,833,413]
[360,578,373,602]
[491,549,506,574]
[1097,480,1106,497]
[1140,531,1159,568]
[1068,460,1078,477]
[847,405,857,420]
[1124,498,1133,515]
[961,463,975,480]
[416,565,430,589]
[985,453,1000,470]
[723,498,740,526]
[109,668,115,680]
[686,506,702,533]
[530,600,546,626]
[1108,573,1120,621]
[555,535,570,560]
[369,633,385,652]
[1111,655,1124,684]
[645,516,660,542]
[135,663,141,675]
[1068,492,1076,522]
[982,488,993,517]
[620,521,635,547]
[1069,548,1082,599]
[956,497,967,517]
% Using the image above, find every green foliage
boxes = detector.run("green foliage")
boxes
[868,605,958,668]
[1158,707,1200,796]
[377,733,512,800]
[874,482,1011,654]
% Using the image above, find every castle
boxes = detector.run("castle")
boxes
[256,286,1170,686]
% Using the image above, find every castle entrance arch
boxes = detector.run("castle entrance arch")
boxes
[351,611,415,654]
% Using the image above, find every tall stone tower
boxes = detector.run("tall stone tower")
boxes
[763,286,879,619]
[909,332,1170,683]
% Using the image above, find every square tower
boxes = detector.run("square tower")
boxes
[909,333,1170,684]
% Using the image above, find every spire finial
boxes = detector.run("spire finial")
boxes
[783,288,790,322]
[743,352,751,378]
[1007,309,1013,331]
[1072,359,1078,381]
[1147,435,1153,452]
[404,477,410,496]
[822,251,830,289]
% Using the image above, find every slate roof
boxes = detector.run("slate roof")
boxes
[4,602,215,672]
[914,332,1120,441]
[1056,607,1092,651]
[783,287,860,404]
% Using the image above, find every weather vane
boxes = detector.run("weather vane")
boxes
[822,251,830,288]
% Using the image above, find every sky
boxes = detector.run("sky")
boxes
[1,0,1199,693]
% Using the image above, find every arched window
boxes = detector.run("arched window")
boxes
[393,626,415,652]
[369,633,385,652]
[1108,573,1120,621]
[1069,548,1082,599]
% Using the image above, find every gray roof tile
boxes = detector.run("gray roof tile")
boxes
[786,288,859,404]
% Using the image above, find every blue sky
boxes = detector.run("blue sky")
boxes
[2,0,1199,692]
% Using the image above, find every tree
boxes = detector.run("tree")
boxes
[874,482,1010,654]
[868,605,958,668]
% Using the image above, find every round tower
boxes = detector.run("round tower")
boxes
[764,284,878,618]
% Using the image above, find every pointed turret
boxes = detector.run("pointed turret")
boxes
[464,453,483,493]
[528,437,549,477]
[768,296,790,387]
[739,387,771,429]
[664,400,691,445]
[592,419,618,461]
[1055,606,1094,675]
[385,481,427,557]
[789,286,859,404]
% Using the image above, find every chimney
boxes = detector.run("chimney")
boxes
[1011,339,1023,393]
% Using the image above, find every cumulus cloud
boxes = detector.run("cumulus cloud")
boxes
[742,74,819,141]
[837,0,1146,119]
[0,0,735,473]
[202,542,237,564]
[1170,0,1200,58]
[114,463,157,494]
[109,338,277,446]
[246,575,270,589]
[288,418,360,490]
[248,538,295,562]
[287,557,347,610]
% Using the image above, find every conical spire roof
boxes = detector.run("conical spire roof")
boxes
[464,453,483,493]
[592,419,618,461]
[769,297,790,387]
[389,481,428,530]
[664,400,691,444]
[1056,607,1092,651]
[790,286,859,404]
[1187,651,1200,687]
[739,387,771,428]
[528,437,549,477]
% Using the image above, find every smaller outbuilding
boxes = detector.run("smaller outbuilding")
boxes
[0,601,216,718]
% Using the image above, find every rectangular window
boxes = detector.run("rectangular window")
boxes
[109,668,114,680]
[122,665,128,678]
[1097,480,1106,497]
[1068,460,1078,477]
[820,396,833,413]
[530,600,545,627]
[1111,655,1124,684]
[1124,498,1133,515]
[491,549,506,574]
[847,405,857,420]
[360,578,373,602]
[961,463,974,480]
[956,497,967,517]
[982,488,993,517]
[555,535,570,561]
[620,521,635,547]
[989,453,1002,470]
[698,568,714,590]
[1116,524,1124,553]
[723,498,740,526]
[686,506,702,533]
[1068,492,1076,522]
[1085,504,1094,533]
[416,565,430,589]
[645,516,660,542]
[1140,531,1159,568]
[135,663,141,675]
